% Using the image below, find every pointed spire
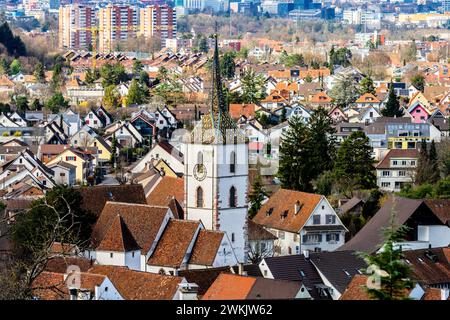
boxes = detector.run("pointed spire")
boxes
[210,22,226,118]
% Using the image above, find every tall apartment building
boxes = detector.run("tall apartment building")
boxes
[98,5,138,52]
[444,0,450,13]
[139,5,177,47]
[58,4,96,50]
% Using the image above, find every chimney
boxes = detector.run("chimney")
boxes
[295,201,300,215]
[441,288,449,301]
[303,250,310,259]
[69,288,78,300]
[178,283,198,300]
[238,262,246,275]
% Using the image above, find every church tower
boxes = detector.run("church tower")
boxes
[184,32,248,263]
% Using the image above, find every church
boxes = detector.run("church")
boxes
[183,33,249,263]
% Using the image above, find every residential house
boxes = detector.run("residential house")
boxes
[338,196,450,253]
[104,121,144,148]
[252,189,347,256]
[247,220,277,262]
[39,144,70,163]
[408,102,432,123]
[202,273,311,300]
[376,149,419,192]
[356,106,381,124]
[131,141,184,175]
[130,110,156,142]
[354,93,381,110]
[84,107,113,129]
[47,161,76,186]
[308,91,333,109]
[46,147,94,184]
[328,106,348,124]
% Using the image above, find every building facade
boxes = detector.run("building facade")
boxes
[58,4,96,50]
[139,5,177,47]
[98,5,138,52]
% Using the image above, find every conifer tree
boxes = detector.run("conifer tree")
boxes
[361,205,413,300]
[381,83,404,117]
[428,140,440,184]
[415,139,431,185]
[248,173,267,219]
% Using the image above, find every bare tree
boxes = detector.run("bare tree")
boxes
[248,240,274,264]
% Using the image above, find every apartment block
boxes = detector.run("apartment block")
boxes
[58,4,96,50]
[139,5,177,47]
[98,5,138,52]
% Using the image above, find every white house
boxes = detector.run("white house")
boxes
[131,140,184,175]
[252,188,348,256]
[376,149,419,192]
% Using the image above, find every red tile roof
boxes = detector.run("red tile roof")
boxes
[229,104,257,119]
[252,188,323,233]
[147,176,185,206]
[189,230,224,266]
[147,220,200,268]
[88,265,183,300]
[96,214,141,252]
[376,149,420,169]
[91,202,169,253]
[202,274,256,300]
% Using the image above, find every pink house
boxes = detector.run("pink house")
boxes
[328,106,348,123]
[407,102,431,123]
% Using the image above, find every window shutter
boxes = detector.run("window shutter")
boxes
[318,234,322,242]
[336,234,340,242]
[302,235,307,243]
[326,234,330,242]
[74,157,76,161]
[65,156,68,161]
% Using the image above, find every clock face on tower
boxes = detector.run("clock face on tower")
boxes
[193,164,207,181]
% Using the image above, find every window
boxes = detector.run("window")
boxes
[402,160,406,166]
[110,253,113,258]
[263,270,268,276]
[398,170,406,176]
[132,252,135,258]
[60,173,65,177]
[229,186,237,207]
[381,182,391,187]
[231,233,235,242]
[313,215,320,225]
[393,160,398,165]
[197,151,203,165]
[411,161,416,166]
[66,156,76,161]
[302,234,322,244]
[158,268,165,275]
[104,287,108,292]
[278,231,285,239]
[326,215,336,224]
[382,171,390,177]
[326,233,340,242]
[196,187,204,208]
[230,151,236,173]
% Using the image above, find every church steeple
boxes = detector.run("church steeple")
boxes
[190,27,245,145]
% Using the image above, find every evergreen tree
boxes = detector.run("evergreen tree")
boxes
[139,70,150,87]
[198,37,209,53]
[110,133,118,167]
[361,208,413,300]
[333,131,376,191]
[240,68,266,104]
[280,106,287,122]
[410,73,425,92]
[0,58,9,75]
[51,61,65,90]
[428,140,440,184]
[85,68,100,84]
[329,74,360,108]
[132,60,143,75]
[381,83,404,117]
[248,174,267,219]
[307,107,337,180]
[33,62,45,83]
[30,98,42,111]
[127,79,149,105]
[278,108,336,192]
[45,92,69,113]
[9,59,21,75]
[415,139,431,185]
[220,51,236,79]
[278,116,309,191]
[0,22,27,56]
[359,76,376,95]
[14,96,28,113]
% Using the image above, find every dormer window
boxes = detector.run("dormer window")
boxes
[280,210,288,220]
[294,201,302,215]
[266,208,273,216]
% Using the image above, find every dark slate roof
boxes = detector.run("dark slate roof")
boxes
[309,250,367,294]
[261,254,330,300]
[337,196,423,253]
[403,247,450,286]
[339,197,364,215]
[230,264,263,278]
[78,184,147,216]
